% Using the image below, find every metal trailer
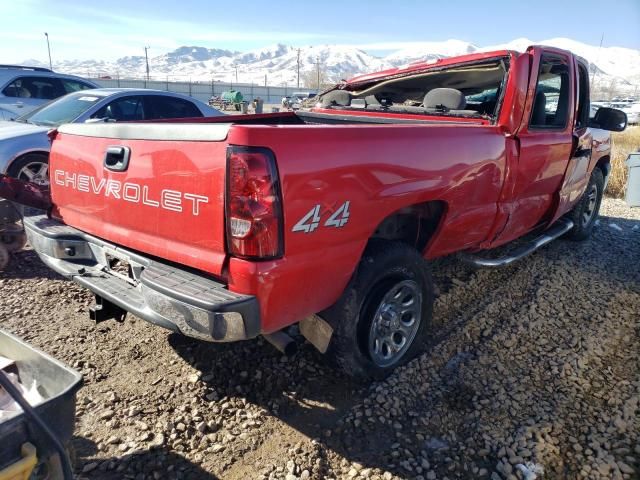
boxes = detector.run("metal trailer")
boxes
[0,329,82,480]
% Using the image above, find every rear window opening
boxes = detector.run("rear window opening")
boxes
[317,58,509,121]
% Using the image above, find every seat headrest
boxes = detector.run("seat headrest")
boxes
[424,88,466,111]
[531,91,547,126]
[320,90,351,108]
[364,95,380,106]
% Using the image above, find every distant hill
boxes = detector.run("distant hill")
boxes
[24,38,640,93]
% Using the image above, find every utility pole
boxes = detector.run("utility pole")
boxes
[296,48,301,89]
[264,74,267,87]
[44,32,52,70]
[590,33,604,93]
[144,46,150,81]
[316,56,320,91]
[234,64,238,84]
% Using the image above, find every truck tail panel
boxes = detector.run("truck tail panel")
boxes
[49,126,230,276]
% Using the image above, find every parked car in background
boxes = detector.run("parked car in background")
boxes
[608,103,638,125]
[0,65,97,120]
[618,102,640,125]
[289,91,316,110]
[0,88,222,185]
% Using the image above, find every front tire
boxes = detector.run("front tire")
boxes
[7,153,50,187]
[566,168,604,241]
[320,240,434,381]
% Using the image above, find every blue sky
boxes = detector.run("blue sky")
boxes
[1,0,639,62]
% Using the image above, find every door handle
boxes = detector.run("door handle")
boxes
[104,146,130,172]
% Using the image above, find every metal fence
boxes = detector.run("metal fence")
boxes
[89,77,300,104]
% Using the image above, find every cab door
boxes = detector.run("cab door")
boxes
[494,47,575,245]
[547,59,593,225]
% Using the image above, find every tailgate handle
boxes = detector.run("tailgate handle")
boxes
[104,146,130,172]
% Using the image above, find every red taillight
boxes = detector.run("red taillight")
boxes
[226,146,283,259]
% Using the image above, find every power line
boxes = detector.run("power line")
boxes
[296,49,301,89]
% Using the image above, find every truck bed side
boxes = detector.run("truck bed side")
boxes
[226,122,506,331]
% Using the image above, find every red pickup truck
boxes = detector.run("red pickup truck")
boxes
[20,46,627,380]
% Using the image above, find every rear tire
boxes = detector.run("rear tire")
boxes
[566,168,604,241]
[320,240,434,381]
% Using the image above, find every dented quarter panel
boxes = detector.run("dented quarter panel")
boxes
[227,123,506,331]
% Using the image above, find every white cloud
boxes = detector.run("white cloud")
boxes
[0,2,333,63]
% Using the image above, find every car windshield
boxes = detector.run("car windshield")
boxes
[16,91,106,127]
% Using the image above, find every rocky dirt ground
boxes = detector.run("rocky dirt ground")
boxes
[1,198,639,480]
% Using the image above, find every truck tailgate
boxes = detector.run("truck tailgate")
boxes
[49,123,230,276]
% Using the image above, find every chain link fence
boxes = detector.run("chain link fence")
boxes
[88,76,303,104]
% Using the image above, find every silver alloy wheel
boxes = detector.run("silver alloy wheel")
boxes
[17,161,49,187]
[582,184,598,227]
[368,279,422,368]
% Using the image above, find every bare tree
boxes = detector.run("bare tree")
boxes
[300,67,333,91]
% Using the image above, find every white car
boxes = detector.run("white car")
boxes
[624,103,640,125]
[0,88,222,185]
[0,65,97,120]
[609,102,639,125]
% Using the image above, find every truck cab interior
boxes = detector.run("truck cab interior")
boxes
[317,58,508,120]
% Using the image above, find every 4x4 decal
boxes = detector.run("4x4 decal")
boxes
[292,201,350,233]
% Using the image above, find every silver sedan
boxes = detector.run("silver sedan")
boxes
[0,88,222,185]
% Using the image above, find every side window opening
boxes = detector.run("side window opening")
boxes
[61,79,93,94]
[92,96,144,121]
[575,64,589,129]
[529,56,571,129]
[144,96,202,119]
[2,81,27,98]
[1,76,64,100]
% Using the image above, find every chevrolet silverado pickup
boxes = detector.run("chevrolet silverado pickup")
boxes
[15,46,627,379]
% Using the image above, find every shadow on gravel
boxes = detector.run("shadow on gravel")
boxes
[168,332,364,426]
[73,435,221,479]
[597,213,640,232]
[167,333,387,473]
[0,249,67,281]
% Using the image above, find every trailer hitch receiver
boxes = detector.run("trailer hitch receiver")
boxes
[89,295,127,323]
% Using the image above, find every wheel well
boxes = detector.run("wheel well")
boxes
[7,151,49,176]
[595,155,610,178]
[370,201,446,252]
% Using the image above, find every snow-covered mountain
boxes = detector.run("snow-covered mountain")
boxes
[23,38,640,93]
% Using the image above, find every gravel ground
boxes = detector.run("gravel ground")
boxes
[1,198,639,480]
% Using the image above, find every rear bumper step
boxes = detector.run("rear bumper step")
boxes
[459,218,574,268]
[23,214,260,342]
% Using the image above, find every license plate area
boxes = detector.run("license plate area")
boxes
[103,248,140,285]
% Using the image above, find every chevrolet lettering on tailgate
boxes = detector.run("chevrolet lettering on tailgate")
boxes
[53,169,209,215]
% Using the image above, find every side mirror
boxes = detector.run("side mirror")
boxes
[589,107,627,132]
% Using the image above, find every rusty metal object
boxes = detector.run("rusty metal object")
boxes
[0,174,51,211]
